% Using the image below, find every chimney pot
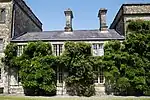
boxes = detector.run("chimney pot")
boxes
[64,8,73,32]
[98,8,108,31]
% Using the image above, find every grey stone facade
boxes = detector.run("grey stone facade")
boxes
[0,0,13,94]
[0,0,42,94]
[110,3,150,36]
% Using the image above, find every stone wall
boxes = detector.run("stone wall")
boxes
[124,15,150,35]
[0,0,43,94]
[13,0,42,37]
[0,1,13,94]
[111,4,150,36]
[7,0,43,94]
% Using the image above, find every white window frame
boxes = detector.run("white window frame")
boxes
[92,43,104,56]
[17,45,26,56]
[53,44,63,56]
[94,67,105,85]
[0,39,3,53]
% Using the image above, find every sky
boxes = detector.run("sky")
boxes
[25,0,150,31]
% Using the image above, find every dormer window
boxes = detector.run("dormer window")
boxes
[0,8,6,23]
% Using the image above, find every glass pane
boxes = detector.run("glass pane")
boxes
[0,39,3,52]
[53,44,57,56]
[93,44,97,49]
[99,69,104,83]
[98,44,103,49]
[58,67,63,83]
[59,44,63,56]
[0,9,5,22]
[0,68,1,79]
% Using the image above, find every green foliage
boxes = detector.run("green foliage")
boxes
[2,41,56,96]
[18,42,56,96]
[22,41,52,59]
[2,43,18,68]
[103,20,150,96]
[60,42,95,97]
[19,56,56,96]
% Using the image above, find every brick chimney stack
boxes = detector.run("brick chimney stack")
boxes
[64,8,73,32]
[98,8,108,31]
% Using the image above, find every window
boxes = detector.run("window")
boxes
[17,45,26,56]
[58,67,63,83]
[0,8,5,23]
[0,39,3,52]
[17,72,21,85]
[0,68,1,80]
[92,43,104,56]
[94,67,105,84]
[53,44,63,56]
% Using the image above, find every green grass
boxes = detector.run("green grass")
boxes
[0,96,150,100]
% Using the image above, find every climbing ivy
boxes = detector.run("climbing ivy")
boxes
[59,42,96,97]
[18,42,57,96]
[2,43,18,68]
[103,20,150,96]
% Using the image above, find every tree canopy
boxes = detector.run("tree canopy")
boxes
[103,20,150,96]
[59,42,95,96]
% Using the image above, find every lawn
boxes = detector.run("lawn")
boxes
[0,96,150,100]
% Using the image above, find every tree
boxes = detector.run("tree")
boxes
[2,43,18,68]
[18,41,57,96]
[103,20,150,96]
[59,42,95,97]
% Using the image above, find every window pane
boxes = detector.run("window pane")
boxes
[0,39,3,52]
[93,44,97,50]
[94,67,104,84]
[53,44,57,56]
[17,72,21,84]
[100,72,104,83]
[99,67,104,84]
[53,44,63,56]
[94,67,98,83]
[98,44,103,49]
[58,67,63,83]
[0,68,1,80]
[17,45,25,56]
[0,9,5,22]
[59,44,63,56]
[17,46,22,56]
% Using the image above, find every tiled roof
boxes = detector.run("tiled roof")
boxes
[11,29,124,42]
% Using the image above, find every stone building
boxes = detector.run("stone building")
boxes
[11,8,124,95]
[0,0,149,96]
[110,3,150,36]
[0,0,42,94]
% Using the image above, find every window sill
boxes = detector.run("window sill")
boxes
[94,83,105,87]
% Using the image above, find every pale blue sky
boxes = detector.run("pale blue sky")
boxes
[25,0,149,31]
